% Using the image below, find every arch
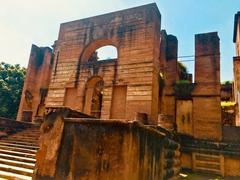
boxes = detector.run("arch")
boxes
[96,45,117,61]
[84,76,104,118]
[80,39,118,64]
[86,76,103,88]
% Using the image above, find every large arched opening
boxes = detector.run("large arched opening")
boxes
[80,39,118,63]
[80,39,118,118]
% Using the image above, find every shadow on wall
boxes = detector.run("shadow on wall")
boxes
[33,107,181,180]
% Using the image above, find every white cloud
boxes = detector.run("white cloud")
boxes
[0,0,128,66]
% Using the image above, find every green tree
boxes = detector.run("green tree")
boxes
[0,62,26,119]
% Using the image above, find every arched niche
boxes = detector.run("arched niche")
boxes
[84,76,104,118]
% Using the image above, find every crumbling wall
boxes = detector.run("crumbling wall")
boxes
[233,12,240,126]
[45,3,161,124]
[176,100,193,136]
[0,117,34,137]
[17,45,53,122]
[161,34,178,120]
[234,12,240,56]
[180,134,240,177]
[192,32,222,141]
[33,108,181,180]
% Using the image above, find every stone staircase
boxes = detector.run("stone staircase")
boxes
[0,127,40,180]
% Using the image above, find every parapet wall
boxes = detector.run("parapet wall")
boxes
[0,117,35,137]
[33,108,180,180]
[180,134,240,177]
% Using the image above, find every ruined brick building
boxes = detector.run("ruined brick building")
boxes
[17,3,173,124]
[17,3,221,132]
[16,3,240,178]
[233,11,240,125]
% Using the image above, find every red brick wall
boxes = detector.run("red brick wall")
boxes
[45,3,162,124]
[17,45,53,122]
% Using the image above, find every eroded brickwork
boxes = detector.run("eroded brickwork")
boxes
[192,32,222,141]
[233,12,240,56]
[17,45,53,122]
[233,12,240,125]
[161,34,178,119]
[16,4,240,178]
[45,3,162,124]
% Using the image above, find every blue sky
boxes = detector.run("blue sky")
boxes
[0,0,239,81]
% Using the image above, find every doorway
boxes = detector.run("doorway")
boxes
[90,80,103,118]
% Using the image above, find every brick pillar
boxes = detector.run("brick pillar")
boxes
[17,45,53,122]
[161,35,178,119]
[193,32,222,141]
[101,86,113,119]
[233,56,240,126]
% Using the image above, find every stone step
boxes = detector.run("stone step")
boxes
[0,149,35,159]
[0,144,37,154]
[6,137,39,144]
[196,159,220,165]
[0,139,38,147]
[16,131,40,134]
[0,142,39,150]
[7,136,39,142]
[195,166,221,174]
[10,133,40,137]
[0,163,33,177]
[11,131,40,135]
[10,135,40,139]
[0,169,32,180]
[196,161,220,171]
[0,153,36,164]
[0,127,40,179]
[193,153,222,175]
[0,158,34,170]
[16,132,40,134]
[7,138,39,143]
[20,133,39,136]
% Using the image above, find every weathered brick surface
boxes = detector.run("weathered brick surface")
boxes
[193,97,222,140]
[159,32,178,121]
[224,157,240,176]
[0,117,34,136]
[193,32,220,96]
[233,12,240,125]
[192,32,222,141]
[176,100,193,136]
[34,109,181,180]
[233,12,240,56]
[17,45,53,122]
[44,3,162,124]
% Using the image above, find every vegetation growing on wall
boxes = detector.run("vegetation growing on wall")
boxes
[173,80,194,98]
[174,62,193,98]
[0,62,26,119]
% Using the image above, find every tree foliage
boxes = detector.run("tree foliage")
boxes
[0,62,26,119]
